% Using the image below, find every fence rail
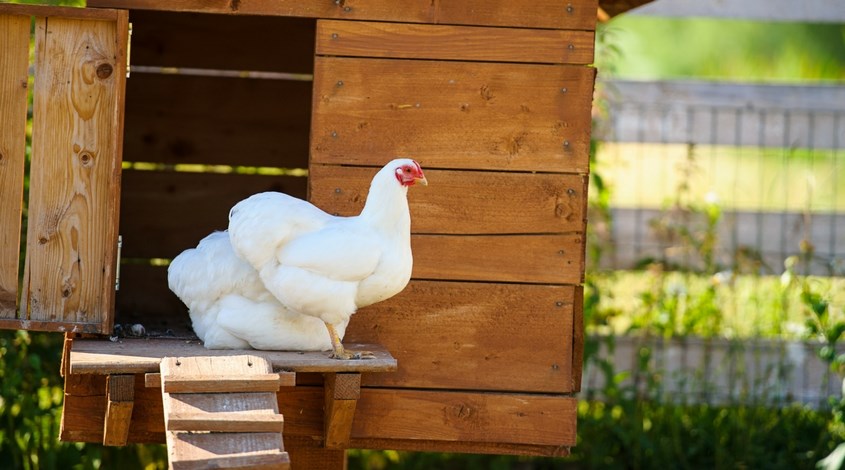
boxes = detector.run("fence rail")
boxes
[595,79,845,275]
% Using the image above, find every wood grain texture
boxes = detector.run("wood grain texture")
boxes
[0,14,30,318]
[123,73,311,167]
[21,13,127,333]
[309,166,587,235]
[412,234,584,284]
[128,10,316,73]
[103,374,135,446]
[69,339,397,374]
[119,171,307,259]
[0,3,121,20]
[323,373,360,449]
[87,0,598,30]
[354,389,577,447]
[346,280,576,393]
[61,375,578,452]
[316,20,595,65]
[311,57,594,173]
[160,355,288,468]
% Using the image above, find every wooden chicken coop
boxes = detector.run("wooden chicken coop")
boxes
[0,0,648,467]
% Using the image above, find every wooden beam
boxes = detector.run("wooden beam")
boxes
[162,374,282,394]
[323,373,361,449]
[145,371,297,388]
[103,374,135,446]
[167,411,284,433]
[0,13,29,319]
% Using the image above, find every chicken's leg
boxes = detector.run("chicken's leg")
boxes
[324,322,374,360]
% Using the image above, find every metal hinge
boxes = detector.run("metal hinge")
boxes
[126,23,132,78]
[115,235,122,291]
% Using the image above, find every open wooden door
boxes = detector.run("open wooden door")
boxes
[0,4,128,334]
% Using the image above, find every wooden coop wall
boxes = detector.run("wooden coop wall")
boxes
[0,0,599,457]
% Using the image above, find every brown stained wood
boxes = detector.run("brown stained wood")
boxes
[285,436,347,470]
[572,284,585,393]
[119,171,307,259]
[323,373,361,449]
[129,10,316,73]
[69,339,396,375]
[316,20,595,65]
[22,13,128,333]
[123,73,311,167]
[63,378,578,453]
[346,281,576,393]
[87,0,598,30]
[0,3,122,20]
[309,166,587,234]
[103,374,135,446]
[352,389,577,447]
[413,234,584,284]
[311,57,594,173]
[163,375,282,393]
[0,14,29,319]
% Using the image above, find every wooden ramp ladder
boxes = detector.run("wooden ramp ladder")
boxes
[159,355,290,470]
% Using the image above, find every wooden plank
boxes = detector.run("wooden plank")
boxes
[21,13,127,333]
[69,339,397,375]
[309,166,587,235]
[0,14,30,319]
[284,436,347,470]
[146,371,297,388]
[169,433,289,470]
[323,373,361,449]
[162,375,282,393]
[62,378,578,452]
[0,3,122,20]
[103,374,135,446]
[167,412,284,433]
[88,0,598,30]
[347,281,576,393]
[351,389,577,447]
[311,57,594,173]
[412,234,584,284]
[572,285,585,393]
[119,171,308,259]
[316,20,594,65]
[123,73,312,167]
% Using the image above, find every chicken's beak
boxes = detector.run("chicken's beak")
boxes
[416,175,428,186]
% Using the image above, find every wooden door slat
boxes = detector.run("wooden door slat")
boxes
[316,20,595,64]
[346,280,577,393]
[311,57,594,173]
[0,14,30,318]
[20,12,128,333]
[309,165,587,235]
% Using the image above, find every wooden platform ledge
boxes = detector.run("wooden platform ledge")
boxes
[68,338,397,457]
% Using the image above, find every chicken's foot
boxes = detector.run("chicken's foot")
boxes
[324,322,374,360]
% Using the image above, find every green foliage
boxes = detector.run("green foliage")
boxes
[0,330,166,469]
[600,17,845,82]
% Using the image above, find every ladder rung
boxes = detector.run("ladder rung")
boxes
[167,411,284,433]
[162,374,282,393]
[171,450,290,470]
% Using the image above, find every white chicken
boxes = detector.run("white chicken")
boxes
[168,159,427,359]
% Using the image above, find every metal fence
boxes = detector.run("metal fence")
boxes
[593,79,845,276]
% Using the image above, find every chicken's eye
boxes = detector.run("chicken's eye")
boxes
[404,167,411,173]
